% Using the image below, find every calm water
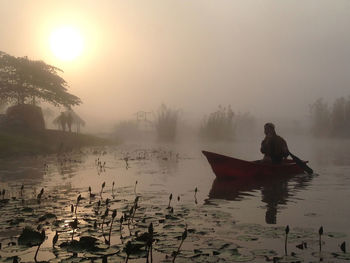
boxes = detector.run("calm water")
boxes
[1,136,350,262]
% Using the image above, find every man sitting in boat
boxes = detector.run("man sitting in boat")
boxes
[261,123,289,163]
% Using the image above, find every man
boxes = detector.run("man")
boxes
[261,123,289,163]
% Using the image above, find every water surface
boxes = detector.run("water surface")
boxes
[1,136,350,262]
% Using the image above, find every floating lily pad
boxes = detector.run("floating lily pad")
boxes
[332,252,350,260]
[18,227,44,247]
[277,255,304,263]
[251,249,277,257]
[236,235,259,242]
[326,232,347,239]
[227,250,255,262]
[22,207,34,213]
[38,212,57,222]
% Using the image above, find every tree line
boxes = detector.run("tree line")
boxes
[310,97,350,138]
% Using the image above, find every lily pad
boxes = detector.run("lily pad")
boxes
[276,255,304,263]
[251,249,277,257]
[236,235,259,242]
[326,232,347,239]
[332,252,350,260]
[18,227,44,247]
[38,213,57,222]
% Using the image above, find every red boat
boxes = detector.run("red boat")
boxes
[202,150,306,179]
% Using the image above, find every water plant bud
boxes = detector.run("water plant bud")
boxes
[341,241,346,253]
[148,223,153,235]
[319,226,323,235]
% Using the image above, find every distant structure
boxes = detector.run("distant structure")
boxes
[53,109,85,133]
[135,111,153,131]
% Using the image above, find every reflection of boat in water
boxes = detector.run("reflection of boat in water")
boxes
[209,173,314,224]
[202,151,306,179]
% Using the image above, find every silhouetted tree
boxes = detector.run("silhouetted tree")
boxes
[199,105,235,141]
[331,97,346,137]
[53,109,85,133]
[0,51,81,107]
[155,104,179,141]
[345,97,350,135]
[310,98,330,137]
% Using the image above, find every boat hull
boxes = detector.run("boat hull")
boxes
[202,150,305,179]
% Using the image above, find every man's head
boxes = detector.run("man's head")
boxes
[264,122,276,135]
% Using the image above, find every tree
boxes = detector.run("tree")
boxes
[345,96,350,135]
[0,51,81,107]
[309,98,330,137]
[330,97,346,136]
[155,104,179,141]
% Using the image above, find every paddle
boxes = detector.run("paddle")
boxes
[288,151,313,175]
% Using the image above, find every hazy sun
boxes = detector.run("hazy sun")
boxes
[50,26,84,61]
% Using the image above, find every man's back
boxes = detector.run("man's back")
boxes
[261,134,289,163]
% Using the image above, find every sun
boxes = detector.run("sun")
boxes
[49,26,84,61]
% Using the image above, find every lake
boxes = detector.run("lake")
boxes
[1,136,350,262]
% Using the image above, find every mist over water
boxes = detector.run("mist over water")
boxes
[2,0,350,132]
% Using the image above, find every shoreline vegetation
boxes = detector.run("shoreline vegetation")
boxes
[0,129,112,158]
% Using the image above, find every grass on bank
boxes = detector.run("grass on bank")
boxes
[0,129,111,157]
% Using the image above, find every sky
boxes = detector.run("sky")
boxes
[1,0,350,131]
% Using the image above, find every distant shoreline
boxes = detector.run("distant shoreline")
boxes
[0,129,113,158]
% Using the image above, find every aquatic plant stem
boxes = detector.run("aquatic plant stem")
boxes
[319,226,323,253]
[34,230,45,263]
[172,239,184,263]
[285,225,289,256]
[107,219,114,245]
[168,193,172,208]
[120,216,124,241]
[101,217,106,242]
[34,242,42,262]
[108,210,117,246]
[172,227,187,263]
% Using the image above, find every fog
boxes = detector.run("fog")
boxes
[1,0,350,133]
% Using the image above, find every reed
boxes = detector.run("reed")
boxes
[100,182,106,200]
[34,229,45,262]
[285,225,289,256]
[70,218,78,241]
[319,226,323,252]
[74,194,82,216]
[108,209,117,246]
[145,223,154,263]
[102,208,109,243]
[120,215,124,240]
[168,193,173,208]
[134,181,138,195]
[172,226,187,263]
[52,231,58,248]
